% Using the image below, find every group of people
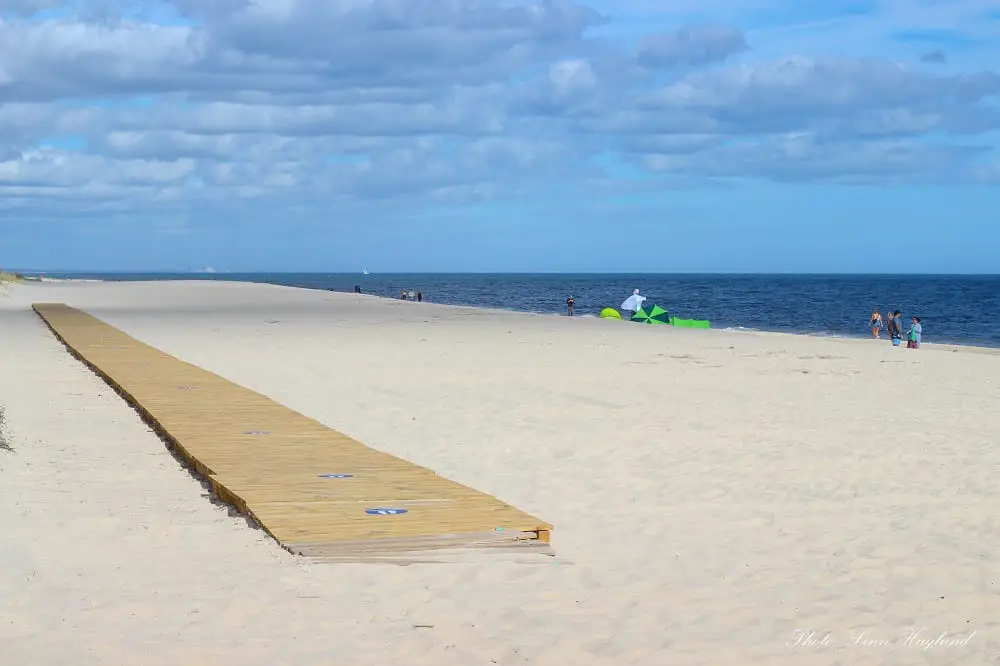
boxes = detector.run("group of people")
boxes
[869,309,922,348]
[350,285,425,302]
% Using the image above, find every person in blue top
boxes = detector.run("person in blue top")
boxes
[907,316,922,348]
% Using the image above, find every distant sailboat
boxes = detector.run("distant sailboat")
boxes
[362,268,370,275]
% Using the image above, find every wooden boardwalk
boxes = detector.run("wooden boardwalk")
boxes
[33,303,552,562]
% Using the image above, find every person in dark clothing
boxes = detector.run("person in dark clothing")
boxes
[566,296,575,316]
[889,310,903,346]
[417,292,423,302]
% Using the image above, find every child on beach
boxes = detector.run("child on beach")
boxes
[869,308,883,339]
[907,316,922,348]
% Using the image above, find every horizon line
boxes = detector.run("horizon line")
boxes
[7,270,1000,277]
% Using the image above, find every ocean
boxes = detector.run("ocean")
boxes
[19,272,1000,348]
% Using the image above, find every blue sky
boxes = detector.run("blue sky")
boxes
[1,0,998,273]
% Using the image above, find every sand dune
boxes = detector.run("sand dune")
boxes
[1,280,998,665]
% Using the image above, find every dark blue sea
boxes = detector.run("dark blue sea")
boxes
[20,272,1000,348]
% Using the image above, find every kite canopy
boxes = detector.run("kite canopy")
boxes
[631,304,670,324]
[671,317,711,329]
[600,307,621,319]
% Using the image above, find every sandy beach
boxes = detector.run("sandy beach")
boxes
[2,279,999,665]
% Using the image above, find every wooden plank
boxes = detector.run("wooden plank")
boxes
[32,303,553,560]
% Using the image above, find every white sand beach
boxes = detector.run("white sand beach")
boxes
[1,279,998,665]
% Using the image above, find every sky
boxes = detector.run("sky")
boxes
[0,0,998,273]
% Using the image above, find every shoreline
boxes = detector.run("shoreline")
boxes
[9,276,999,354]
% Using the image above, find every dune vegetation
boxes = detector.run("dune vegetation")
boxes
[0,270,23,297]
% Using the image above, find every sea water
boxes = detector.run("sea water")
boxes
[20,272,1000,348]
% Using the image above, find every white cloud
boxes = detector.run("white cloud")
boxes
[549,59,598,94]
[636,24,746,67]
[0,0,998,229]
[0,0,64,14]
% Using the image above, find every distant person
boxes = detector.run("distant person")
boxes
[417,291,423,302]
[868,308,883,339]
[408,289,415,300]
[620,289,646,320]
[354,285,362,294]
[891,311,904,346]
[907,316,922,348]
[400,289,407,300]
[566,295,575,316]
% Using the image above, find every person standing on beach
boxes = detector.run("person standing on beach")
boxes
[891,311,904,346]
[869,308,883,338]
[400,289,407,300]
[408,289,415,301]
[417,291,423,302]
[907,316,922,348]
[620,289,645,320]
[566,295,575,316]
